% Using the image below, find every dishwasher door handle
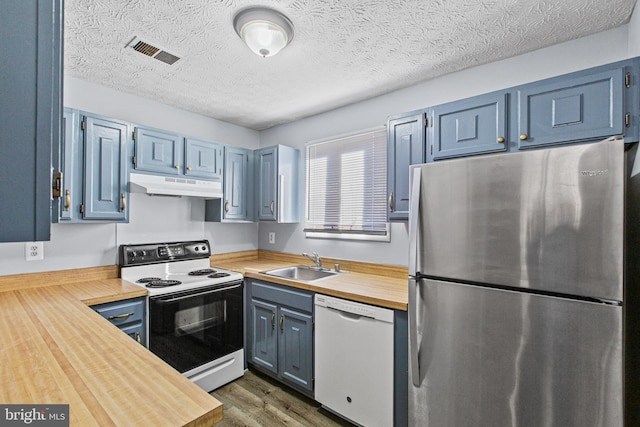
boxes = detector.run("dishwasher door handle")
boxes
[328,307,367,321]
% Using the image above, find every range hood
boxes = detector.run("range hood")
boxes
[129,173,223,199]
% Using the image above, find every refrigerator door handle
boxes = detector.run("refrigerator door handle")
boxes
[408,276,421,387]
[409,167,422,276]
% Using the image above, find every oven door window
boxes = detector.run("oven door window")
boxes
[149,282,243,373]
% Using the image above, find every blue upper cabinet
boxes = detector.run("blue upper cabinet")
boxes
[52,108,81,222]
[256,145,300,223]
[257,147,277,220]
[223,146,254,221]
[134,126,183,175]
[431,91,508,160]
[1,0,62,242]
[387,112,426,221]
[82,114,130,221]
[185,138,223,181]
[517,67,627,149]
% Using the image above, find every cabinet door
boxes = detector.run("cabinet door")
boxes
[517,68,625,149]
[279,306,314,394]
[257,147,277,221]
[120,322,145,346]
[432,92,508,160]
[53,108,81,222]
[224,146,250,220]
[387,113,425,221]
[82,115,129,221]
[251,299,278,375]
[185,138,223,180]
[0,0,62,242]
[134,127,183,175]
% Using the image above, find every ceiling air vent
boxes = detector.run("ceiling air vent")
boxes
[127,36,180,65]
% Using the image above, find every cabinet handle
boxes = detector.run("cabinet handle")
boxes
[270,200,275,214]
[108,311,134,320]
[519,134,528,141]
[136,332,141,344]
[187,166,192,171]
[497,136,505,143]
[225,201,230,213]
[64,189,71,212]
[279,314,284,332]
[271,312,275,330]
[388,192,394,212]
[52,172,62,197]
[175,165,180,169]
[121,193,126,212]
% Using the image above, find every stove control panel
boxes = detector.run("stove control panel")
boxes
[120,240,211,266]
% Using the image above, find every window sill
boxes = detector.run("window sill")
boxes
[304,224,390,242]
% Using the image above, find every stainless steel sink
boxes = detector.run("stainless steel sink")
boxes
[261,265,344,282]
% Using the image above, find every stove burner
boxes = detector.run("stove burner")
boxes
[146,280,182,288]
[188,269,217,276]
[208,272,230,279]
[137,277,162,283]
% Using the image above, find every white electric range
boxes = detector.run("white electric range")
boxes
[120,240,244,392]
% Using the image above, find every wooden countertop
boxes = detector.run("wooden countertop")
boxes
[212,250,408,311]
[0,250,405,426]
[0,271,222,427]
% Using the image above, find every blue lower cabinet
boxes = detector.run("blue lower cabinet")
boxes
[247,279,314,397]
[91,297,146,345]
[250,299,278,375]
[517,67,626,149]
[278,306,313,393]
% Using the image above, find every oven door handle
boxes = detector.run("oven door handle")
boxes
[153,283,242,304]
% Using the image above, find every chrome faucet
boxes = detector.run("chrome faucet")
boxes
[302,251,322,269]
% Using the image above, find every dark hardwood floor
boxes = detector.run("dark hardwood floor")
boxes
[210,369,356,427]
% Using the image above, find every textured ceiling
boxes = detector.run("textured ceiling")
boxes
[64,0,637,130]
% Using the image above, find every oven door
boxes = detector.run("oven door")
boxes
[148,281,243,373]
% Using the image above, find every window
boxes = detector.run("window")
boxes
[305,127,388,241]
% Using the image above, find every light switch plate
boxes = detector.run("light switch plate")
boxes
[268,232,276,244]
[25,242,44,261]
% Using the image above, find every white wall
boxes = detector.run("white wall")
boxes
[258,25,632,267]
[0,78,260,275]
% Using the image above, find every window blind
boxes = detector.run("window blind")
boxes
[305,127,387,235]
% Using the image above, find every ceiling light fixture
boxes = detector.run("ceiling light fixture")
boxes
[233,7,294,58]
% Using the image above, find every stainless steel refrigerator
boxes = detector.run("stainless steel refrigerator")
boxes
[408,136,640,426]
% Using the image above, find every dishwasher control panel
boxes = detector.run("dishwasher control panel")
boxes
[314,294,393,322]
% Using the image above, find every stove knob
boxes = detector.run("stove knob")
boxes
[194,247,199,251]
[140,250,147,256]
[201,245,207,252]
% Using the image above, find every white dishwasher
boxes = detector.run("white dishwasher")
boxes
[314,294,394,427]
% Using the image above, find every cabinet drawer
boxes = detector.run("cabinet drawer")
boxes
[120,322,144,344]
[252,281,313,313]
[93,298,145,327]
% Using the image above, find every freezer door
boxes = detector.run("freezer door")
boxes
[413,137,624,301]
[408,278,623,427]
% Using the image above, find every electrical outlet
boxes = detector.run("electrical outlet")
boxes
[268,232,276,244]
[25,242,44,261]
